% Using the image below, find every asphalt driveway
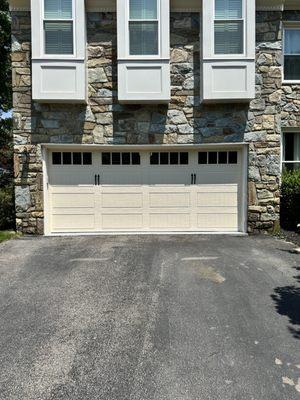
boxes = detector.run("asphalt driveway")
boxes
[0,235,299,400]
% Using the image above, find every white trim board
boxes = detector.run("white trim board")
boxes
[41,143,248,151]
[9,0,300,12]
[46,231,248,237]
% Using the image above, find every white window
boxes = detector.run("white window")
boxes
[214,0,244,55]
[283,132,300,171]
[128,0,159,56]
[284,27,300,81]
[44,0,74,55]
[117,0,170,102]
[201,0,254,102]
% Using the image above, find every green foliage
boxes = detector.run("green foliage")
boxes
[0,0,11,112]
[281,170,300,230]
[0,184,15,230]
[0,1,14,229]
[0,118,13,184]
[0,230,19,243]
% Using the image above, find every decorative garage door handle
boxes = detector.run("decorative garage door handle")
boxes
[94,174,100,185]
[191,174,196,185]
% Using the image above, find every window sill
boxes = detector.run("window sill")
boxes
[282,80,300,84]
[202,57,255,61]
[32,57,85,62]
[118,56,169,61]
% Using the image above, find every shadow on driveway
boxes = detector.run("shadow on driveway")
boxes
[271,266,300,339]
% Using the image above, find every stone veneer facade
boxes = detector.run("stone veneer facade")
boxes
[11,11,300,234]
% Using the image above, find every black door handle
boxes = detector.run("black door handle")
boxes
[191,174,196,185]
[95,174,100,185]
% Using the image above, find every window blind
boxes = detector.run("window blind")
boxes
[44,0,72,19]
[44,21,73,54]
[285,29,300,54]
[129,0,157,20]
[214,21,243,54]
[215,0,242,19]
[284,29,300,80]
[129,21,158,55]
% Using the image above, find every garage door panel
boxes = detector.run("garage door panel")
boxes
[101,214,143,229]
[101,170,143,185]
[102,192,143,208]
[197,213,238,229]
[197,207,237,214]
[149,192,190,208]
[196,184,238,193]
[149,213,190,229]
[196,193,238,207]
[51,192,94,208]
[52,208,94,215]
[52,214,95,231]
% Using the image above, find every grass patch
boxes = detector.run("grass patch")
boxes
[0,231,19,243]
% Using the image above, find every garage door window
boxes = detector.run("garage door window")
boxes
[102,152,141,165]
[198,151,238,165]
[150,152,189,165]
[52,152,92,165]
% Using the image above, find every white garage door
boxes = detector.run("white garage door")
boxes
[47,149,244,234]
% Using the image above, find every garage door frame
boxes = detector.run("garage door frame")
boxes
[42,143,248,236]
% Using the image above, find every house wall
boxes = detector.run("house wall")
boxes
[11,10,299,234]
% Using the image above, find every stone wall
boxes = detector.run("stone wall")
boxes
[11,10,300,234]
[247,11,282,232]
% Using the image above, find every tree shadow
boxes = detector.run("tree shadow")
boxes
[271,266,300,339]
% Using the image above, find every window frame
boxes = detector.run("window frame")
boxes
[213,0,246,57]
[126,0,161,59]
[101,152,141,166]
[283,24,300,83]
[282,131,300,171]
[51,151,93,166]
[42,0,76,58]
[149,152,189,166]
[198,151,238,165]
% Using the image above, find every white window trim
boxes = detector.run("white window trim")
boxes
[31,0,87,102]
[282,23,300,84]
[125,0,161,60]
[213,0,246,57]
[203,0,255,60]
[41,0,76,59]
